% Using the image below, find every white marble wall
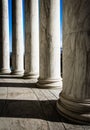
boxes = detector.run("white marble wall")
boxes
[0,0,11,74]
[57,0,90,123]
[24,0,39,79]
[12,0,24,75]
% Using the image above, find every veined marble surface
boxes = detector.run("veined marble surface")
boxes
[63,0,90,100]
[0,0,11,74]
[24,0,39,79]
[57,0,90,124]
[38,0,61,88]
[63,0,90,34]
[12,0,24,75]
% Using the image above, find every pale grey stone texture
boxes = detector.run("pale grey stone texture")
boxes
[57,0,90,124]
[12,0,24,75]
[37,0,61,88]
[24,0,39,79]
[0,0,11,74]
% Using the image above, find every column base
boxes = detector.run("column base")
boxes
[11,70,24,76]
[56,93,90,124]
[37,78,62,88]
[23,72,39,79]
[0,68,11,75]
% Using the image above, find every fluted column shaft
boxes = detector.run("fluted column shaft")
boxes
[24,0,39,79]
[12,0,24,75]
[37,0,61,88]
[0,0,11,74]
[57,0,90,124]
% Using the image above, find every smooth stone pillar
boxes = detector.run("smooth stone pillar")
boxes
[12,0,24,75]
[0,0,11,74]
[37,0,61,88]
[24,0,39,79]
[57,0,90,124]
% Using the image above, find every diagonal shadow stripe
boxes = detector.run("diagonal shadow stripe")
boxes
[0,82,36,88]
[0,99,62,122]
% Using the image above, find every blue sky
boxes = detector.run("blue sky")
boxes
[60,0,62,47]
[8,0,12,52]
[8,0,25,52]
[8,0,62,52]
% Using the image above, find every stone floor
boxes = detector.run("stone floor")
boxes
[0,78,90,130]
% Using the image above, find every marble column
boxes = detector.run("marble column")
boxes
[0,0,11,74]
[37,0,61,88]
[12,0,24,75]
[24,0,39,79]
[57,0,90,124]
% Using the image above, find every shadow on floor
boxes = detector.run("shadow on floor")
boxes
[0,82,37,88]
[0,99,87,125]
[0,99,62,122]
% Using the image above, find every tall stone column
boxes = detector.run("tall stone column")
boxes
[12,0,24,75]
[57,0,90,124]
[37,0,61,88]
[0,0,11,74]
[24,0,39,79]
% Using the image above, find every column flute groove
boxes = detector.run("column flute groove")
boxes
[0,0,11,74]
[12,0,24,76]
[24,0,39,79]
[37,0,62,88]
[57,0,90,124]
